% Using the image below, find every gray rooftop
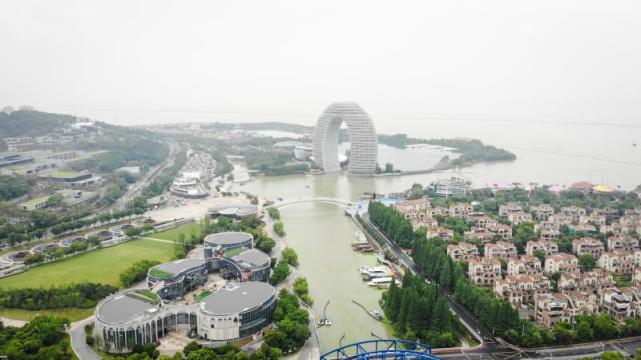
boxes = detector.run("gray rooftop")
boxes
[233,249,270,267]
[201,282,275,315]
[205,232,253,246]
[154,258,206,276]
[98,293,159,324]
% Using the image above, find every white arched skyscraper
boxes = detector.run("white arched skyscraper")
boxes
[313,102,378,175]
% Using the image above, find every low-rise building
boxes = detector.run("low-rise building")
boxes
[607,235,639,252]
[561,206,587,223]
[634,268,641,286]
[432,177,469,198]
[508,211,533,225]
[464,228,494,243]
[531,204,555,221]
[494,274,550,307]
[567,223,598,234]
[499,202,523,218]
[558,273,579,293]
[426,227,454,240]
[599,250,635,275]
[447,243,479,262]
[526,240,558,257]
[534,293,571,329]
[410,217,439,231]
[485,241,518,259]
[544,253,579,275]
[507,256,542,276]
[619,214,641,235]
[449,203,473,219]
[566,291,598,317]
[468,258,501,287]
[466,213,498,229]
[394,197,430,214]
[487,224,513,240]
[600,223,622,236]
[579,269,613,293]
[572,237,605,258]
[600,288,632,321]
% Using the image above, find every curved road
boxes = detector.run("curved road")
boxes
[69,316,101,360]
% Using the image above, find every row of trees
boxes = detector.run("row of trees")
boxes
[382,272,458,348]
[264,289,311,355]
[270,248,299,285]
[0,283,117,311]
[368,201,414,248]
[120,260,161,287]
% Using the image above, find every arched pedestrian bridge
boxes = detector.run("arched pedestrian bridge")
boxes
[268,197,353,209]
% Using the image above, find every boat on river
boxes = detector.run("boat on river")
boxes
[359,266,392,280]
[368,276,393,288]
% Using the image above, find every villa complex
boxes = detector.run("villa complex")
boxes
[392,195,641,330]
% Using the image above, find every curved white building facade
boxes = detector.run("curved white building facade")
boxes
[313,102,378,175]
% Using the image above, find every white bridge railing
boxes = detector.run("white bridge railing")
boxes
[269,197,352,208]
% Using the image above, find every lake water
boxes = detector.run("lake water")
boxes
[75,107,641,190]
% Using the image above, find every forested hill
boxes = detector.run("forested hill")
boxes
[201,121,311,134]
[0,109,169,172]
[0,110,77,138]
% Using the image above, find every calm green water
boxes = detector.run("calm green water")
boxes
[243,173,401,351]
[281,202,390,352]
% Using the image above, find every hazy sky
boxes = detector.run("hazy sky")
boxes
[1,0,640,125]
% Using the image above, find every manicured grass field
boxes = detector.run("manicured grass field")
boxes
[0,239,174,289]
[147,222,201,241]
[0,307,94,322]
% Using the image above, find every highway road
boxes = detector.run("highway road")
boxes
[111,140,180,211]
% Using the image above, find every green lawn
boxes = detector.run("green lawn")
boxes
[225,247,245,257]
[0,307,94,322]
[194,290,212,303]
[147,222,201,241]
[0,239,174,289]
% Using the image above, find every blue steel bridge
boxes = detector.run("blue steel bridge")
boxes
[320,340,440,360]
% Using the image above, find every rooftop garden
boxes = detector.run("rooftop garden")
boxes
[224,247,246,257]
[148,267,173,279]
[193,290,212,303]
[130,290,159,303]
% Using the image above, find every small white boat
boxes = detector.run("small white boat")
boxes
[359,266,392,280]
[368,276,393,288]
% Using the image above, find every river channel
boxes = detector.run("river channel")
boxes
[244,173,413,352]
